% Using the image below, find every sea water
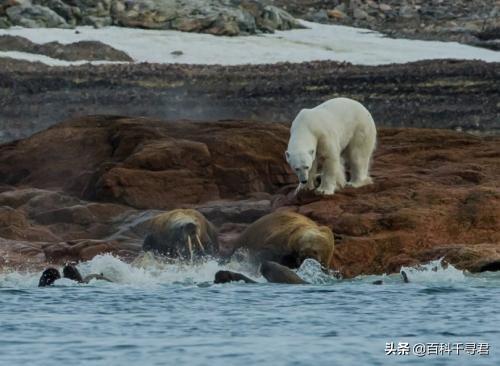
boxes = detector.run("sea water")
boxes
[0,256,498,366]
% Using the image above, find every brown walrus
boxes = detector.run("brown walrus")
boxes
[214,270,257,284]
[260,261,309,284]
[214,261,309,285]
[143,209,218,261]
[232,211,334,269]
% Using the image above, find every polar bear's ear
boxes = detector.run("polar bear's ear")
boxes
[285,151,290,161]
[309,149,315,157]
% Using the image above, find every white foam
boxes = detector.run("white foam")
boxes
[297,258,340,284]
[0,253,263,288]
[400,258,467,284]
[0,20,498,66]
[0,255,478,289]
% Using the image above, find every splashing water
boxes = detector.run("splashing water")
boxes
[296,258,340,285]
[1,255,500,366]
[400,258,466,284]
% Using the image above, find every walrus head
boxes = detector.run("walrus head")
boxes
[38,268,61,287]
[62,264,84,283]
[143,220,214,262]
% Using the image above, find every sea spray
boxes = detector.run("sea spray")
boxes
[0,256,472,289]
[296,258,340,285]
[400,258,466,284]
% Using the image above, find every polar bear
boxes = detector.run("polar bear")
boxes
[286,97,377,195]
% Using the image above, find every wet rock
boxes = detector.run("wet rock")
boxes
[196,198,272,226]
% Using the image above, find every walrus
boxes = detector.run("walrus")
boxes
[232,211,334,269]
[143,209,218,261]
[214,270,257,284]
[260,261,309,284]
[214,261,309,285]
[401,270,410,283]
[62,264,112,284]
[38,267,61,287]
[38,264,111,287]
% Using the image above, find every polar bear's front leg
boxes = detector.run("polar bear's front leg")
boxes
[316,157,343,195]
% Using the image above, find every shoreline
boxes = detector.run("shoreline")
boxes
[1,116,499,277]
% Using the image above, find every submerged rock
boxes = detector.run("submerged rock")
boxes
[0,116,499,277]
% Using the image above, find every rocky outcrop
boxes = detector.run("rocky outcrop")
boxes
[0,116,499,276]
[1,59,499,144]
[274,0,500,50]
[5,3,69,28]
[0,35,133,61]
[0,0,302,35]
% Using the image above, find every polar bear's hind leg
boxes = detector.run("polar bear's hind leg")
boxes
[347,123,376,188]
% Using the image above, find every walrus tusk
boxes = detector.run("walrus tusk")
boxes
[195,234,205,253]
[187,235,194,262]
[294,183,303,196]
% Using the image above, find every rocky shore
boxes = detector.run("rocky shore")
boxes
[1,115,499,277]
[1,58,499,144]
[0,0,302,35]
[1,0,498,49]
[274,0,500,50]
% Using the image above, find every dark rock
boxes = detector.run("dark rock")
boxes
[1,59,499,144]
[0,35,133,61]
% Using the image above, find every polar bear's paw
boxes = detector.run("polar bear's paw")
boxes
[315,185,335,196]
[348,177,373,188]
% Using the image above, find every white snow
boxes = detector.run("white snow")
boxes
[0,50,123,66]
[0,20,498,66]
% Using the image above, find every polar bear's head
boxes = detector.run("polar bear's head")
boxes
[285,149,315,184]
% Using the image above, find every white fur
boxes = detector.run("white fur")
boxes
[286,97,377,195]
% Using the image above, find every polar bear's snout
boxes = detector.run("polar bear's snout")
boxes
[298,170,309,184]
[285,150,315,185]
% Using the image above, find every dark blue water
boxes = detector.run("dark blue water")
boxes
[0,256,498,366]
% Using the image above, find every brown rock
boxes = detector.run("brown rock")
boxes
[0,116,292,209]
[0,118,499,277]
[327,9,347,20]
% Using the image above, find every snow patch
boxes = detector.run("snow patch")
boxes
[0,20,498,66]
